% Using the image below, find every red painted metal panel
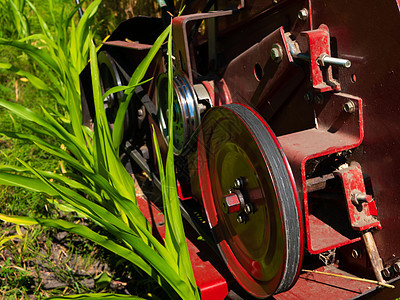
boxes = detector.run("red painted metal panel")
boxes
[276,266,377,299]
[279,94,364,254]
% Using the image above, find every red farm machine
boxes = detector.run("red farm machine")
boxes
[80,0,400,298]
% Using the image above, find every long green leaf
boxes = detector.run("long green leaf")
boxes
[0,38,60,73]
[48,294,146,300]
[0,62,50,91]
[112,25,170,151]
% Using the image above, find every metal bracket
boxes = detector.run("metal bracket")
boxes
[172,8,242,84]
[334,161,381,231]
[300,24,346,92]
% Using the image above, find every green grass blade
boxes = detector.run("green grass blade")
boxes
[48,294,146,299]
[0,62,50,91]
[7,0,29,37]
[112,25,170,151]
[26,0,53,40]
[165,24,198,294]
[0,172,57,196]
[0,214,188,298]
[0,38,60,73]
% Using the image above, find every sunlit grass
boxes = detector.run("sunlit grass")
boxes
[0,0,199,298]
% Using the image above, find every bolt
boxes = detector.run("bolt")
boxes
[351,191,367,206]
[344,100,355,113]
[314,93,324,104]
[198,103,207,114]
[394,261,400,273]
[244,203,254,214]
[304,92,312,103]
[382,267,392,279]
[317,53,351,68]
[351,249,361,259]
[298,8,309,21]
[233,177,244,189]
[270,44,283,63]
[221,192,241,214]
[237,214,245,224]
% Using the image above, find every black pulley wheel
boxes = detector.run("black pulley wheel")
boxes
[198,103,303,298]
[98,51,139,140]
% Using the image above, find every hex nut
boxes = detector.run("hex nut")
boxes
[344,100,355,113]
[221,193,241,214]
[298,8,309,21]
[382,267,392,279]
[314,93,324,104]
[304,92,312,103]
[393,261,400,273]
[351,249,361,259]
[270,44,283,63]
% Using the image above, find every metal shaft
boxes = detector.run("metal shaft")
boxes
[295,53,351,68]
[74,0,83,18]
[318,53,351,68]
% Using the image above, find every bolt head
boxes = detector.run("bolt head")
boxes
[221,193,241,214]
[304,92,312,103]
[270,44,283,63]
[394,262,400,273]
[351,249,361,259]
[382,267,392,278]
[314,93,324,104]
[233,177,244,189]
[244,203,253,214]
[298,8,309,21]
[237,214,245,224]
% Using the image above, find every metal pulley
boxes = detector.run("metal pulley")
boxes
[198,104,303,298]
[98,51,125,124]
[156,73,212,154]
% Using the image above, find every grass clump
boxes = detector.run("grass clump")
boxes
[0,0,199,299]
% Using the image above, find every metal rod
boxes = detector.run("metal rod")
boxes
[75,0,83,18]
[302,269,394,288]
[318,53,351,68]
[295,53,351,68]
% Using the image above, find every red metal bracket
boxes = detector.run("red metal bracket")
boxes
[279,93,364,254]
[301,24,340,92]
[334,162,381,231]
[172,9,240,84]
